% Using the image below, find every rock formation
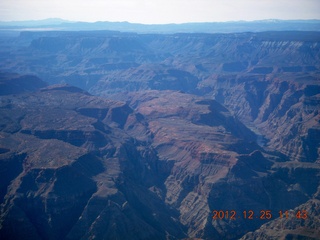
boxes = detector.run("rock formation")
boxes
[0,29,319,239]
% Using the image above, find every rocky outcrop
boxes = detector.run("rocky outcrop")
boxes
[240,199,320,240]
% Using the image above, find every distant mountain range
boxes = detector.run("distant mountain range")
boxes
[0,19,319,33]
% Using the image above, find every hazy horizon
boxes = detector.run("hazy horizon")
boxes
[1,0,319,24]
[1,17,320,25]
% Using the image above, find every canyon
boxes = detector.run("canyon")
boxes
[0,29,319,239]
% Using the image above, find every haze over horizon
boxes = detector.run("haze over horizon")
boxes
[1,0,320,24]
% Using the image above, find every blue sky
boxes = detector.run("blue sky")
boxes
[1,0,319,24]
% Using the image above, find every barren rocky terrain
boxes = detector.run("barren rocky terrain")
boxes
[0,30,319,239]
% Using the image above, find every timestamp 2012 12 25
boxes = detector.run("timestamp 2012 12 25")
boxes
[212,210,308,220]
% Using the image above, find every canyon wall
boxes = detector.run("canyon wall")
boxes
[0,31,319,239]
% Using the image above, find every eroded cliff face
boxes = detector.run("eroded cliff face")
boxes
[210,76,320,162]
[0,30,319,239]
[118,91,258,237]
[0,78,187,239]
[3,76,315,239]
[1,31,318,163]
[108,90,320,239]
